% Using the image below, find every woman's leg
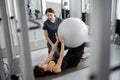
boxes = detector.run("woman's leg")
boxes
[64,43,86,68]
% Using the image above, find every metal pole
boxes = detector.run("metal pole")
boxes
[89,0,112,80]
[0,0,15,79]
[5,0,19,59]
[17,0,34,80]
[0,7,6,80]
[0,42,5,80]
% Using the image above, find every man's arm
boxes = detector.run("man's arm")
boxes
[44,38,59,64]
[52,37,64,73]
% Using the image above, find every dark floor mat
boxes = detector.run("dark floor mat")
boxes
[35,58,88,80]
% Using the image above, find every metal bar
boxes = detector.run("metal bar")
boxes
[0,4,6,80]
[89,0,112,80]
[0,0,15,79]
[0,43,5,80]
[17,0,34,80]
[5,0,19,59]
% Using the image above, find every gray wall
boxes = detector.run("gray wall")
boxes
[116,0,120,19]
[70,0,82,19]
[46,2,61,17]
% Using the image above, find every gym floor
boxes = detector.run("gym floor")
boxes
[31,43,120,80]
[2,26,120,80]
[29,27,120,80]
[31,47,90,80]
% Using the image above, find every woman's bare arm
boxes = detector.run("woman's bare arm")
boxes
[44,38,59,64]
[52,37,64,73]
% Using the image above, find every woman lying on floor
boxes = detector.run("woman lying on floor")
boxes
[33,36,86,77]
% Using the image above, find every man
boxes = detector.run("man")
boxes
[33,36,86,77]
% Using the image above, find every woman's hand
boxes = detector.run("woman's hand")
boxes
[55,33,59,42]
[51,34,59,51]
[59,36,64,43]
[51,43,54,48]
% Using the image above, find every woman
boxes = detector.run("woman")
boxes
[33,36,86,77]
[43,8,62,60]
